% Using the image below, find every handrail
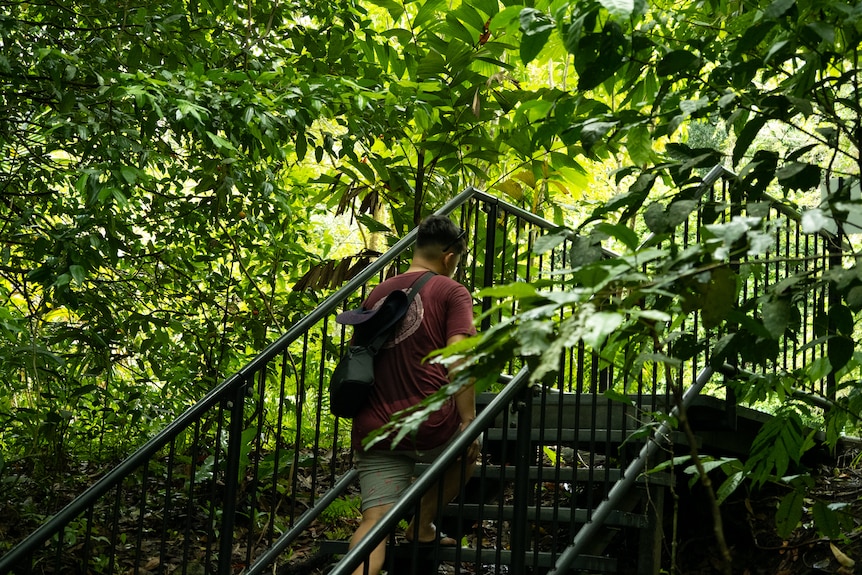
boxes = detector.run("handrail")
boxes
[245,469,359,575]
[4,163,826,575]
[326,369,532,575]
[0,184,557,572]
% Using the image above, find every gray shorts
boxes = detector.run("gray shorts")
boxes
[355,434,460,511]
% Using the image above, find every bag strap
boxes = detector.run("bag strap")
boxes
[367,271,436,353]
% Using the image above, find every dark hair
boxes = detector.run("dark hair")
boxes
[416,215,466,254]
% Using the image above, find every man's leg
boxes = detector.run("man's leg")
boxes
[349,503,391,575]
[406,456,476,542]
[351,449,413,574]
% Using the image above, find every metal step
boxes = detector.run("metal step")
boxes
[415,463,673,486]
[319,540,619,572]
[484,427,697,448]
[437,502,649,528]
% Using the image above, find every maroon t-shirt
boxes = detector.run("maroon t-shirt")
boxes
[351,271,476,452]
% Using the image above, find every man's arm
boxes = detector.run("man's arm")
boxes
[446,333,475,424]
[447,333,480,462]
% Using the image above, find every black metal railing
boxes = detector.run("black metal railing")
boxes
[0,166,839,575]
[0,187,575,575]
[308,163,837,575]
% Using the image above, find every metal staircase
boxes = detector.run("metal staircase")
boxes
[319,368,774,575]
[0,167,837,575]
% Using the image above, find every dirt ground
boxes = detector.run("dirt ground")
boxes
[2,447,860,575]
[673,447,862,575]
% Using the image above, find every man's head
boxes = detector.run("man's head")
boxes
[415,215,467,277]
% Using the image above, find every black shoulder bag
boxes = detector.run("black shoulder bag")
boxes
[329,272,435,418]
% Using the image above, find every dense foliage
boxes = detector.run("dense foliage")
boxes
[448,0,862,559]
[1,0,380,471]
[2,0,862,565]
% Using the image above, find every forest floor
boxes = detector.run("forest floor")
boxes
[279,450,862,575]
[1,447,860,575]
[673,446,862,575]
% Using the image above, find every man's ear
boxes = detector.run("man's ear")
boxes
[442,251,458,275]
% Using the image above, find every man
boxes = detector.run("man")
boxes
[347,215,480,575]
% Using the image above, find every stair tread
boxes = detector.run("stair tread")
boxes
[437,503,649,527]
[319,540,618,571]
[414,463,673,486]
[478,391,772,431]
[484,427,696,447]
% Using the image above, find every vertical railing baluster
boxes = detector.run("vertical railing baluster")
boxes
[218,378,248,575]
[510,385,532,575]
[181,419,203,574]
[312,317,329,506]
[481,201,498,332]
[290,332,308,527]
[135,460,150,575]
[81,500,94,573]
[245,368,267,569]
[205,404,226,572]
[827,227,843,401]
[158,440,176,575]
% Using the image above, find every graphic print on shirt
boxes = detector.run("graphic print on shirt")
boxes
[367,289,424,348]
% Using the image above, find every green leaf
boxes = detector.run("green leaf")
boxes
[593,222,639,251]
[120,166,138,184]
[366,0,405,21]
[716,471,745,505]
[656,50,699,76]
[489,5,523,31]
[597,0,636,19]
[450,2,486,34]
[519,8,555,64]
[476,282,539,299]
[666,200,697,228]
[295,134,308,161]
[762,299,791,338]
[764,0,795,20]
[413,0,445,28]
[764,39,791,63]
[828,335,854,372]
[206,131,236,152]
[649,456,693,474]
[472,0,499,18]
[688,457,729,475]
[582,311,624,348]
[679,97,709,117]
[569,235,603,267]
[710,333,737,369]
[75,172,89,195]
[626,125,652,166]
[580,119,617,151]
[775,490,804,538]
[574,23,628,91]
[356,214,390,233]
[845,286,862,311]
[829,304,854,335]
[776,162,821,191]
[516,319,554,355]
[732,116,767,167]
[533,229,570,254]
[443,14,476,46]
[701,267,738,329]
[603,388,635,406]
[643,202,667,234]
[805,22,835,44]
[69,265,86,285]
[812,500,841,539]
[734,21,776,56]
